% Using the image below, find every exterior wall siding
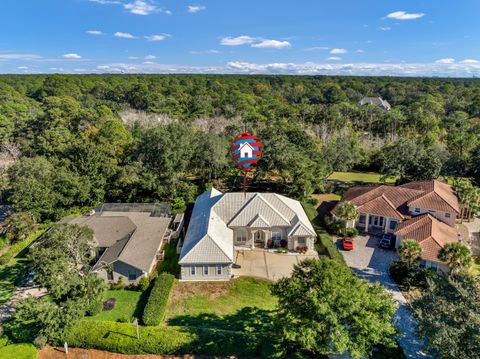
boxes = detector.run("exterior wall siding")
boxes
[95,261,146,284]
[408,205,456,226]
[180,263,232,281]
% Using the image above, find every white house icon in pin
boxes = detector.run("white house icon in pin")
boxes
[239,142,254,158]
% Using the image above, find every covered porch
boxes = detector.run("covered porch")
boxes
[354,212,399,235]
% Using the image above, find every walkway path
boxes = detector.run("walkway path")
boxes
[340,235,431,359]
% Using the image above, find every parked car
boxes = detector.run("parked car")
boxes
[380,233,394,249]
[342,237,354,251]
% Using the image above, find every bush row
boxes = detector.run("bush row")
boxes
[65,320,262,357]
[142,272,175,326]
[316,229,345,264]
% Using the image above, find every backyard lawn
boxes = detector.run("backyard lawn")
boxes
[166,277,277,331]
[85,289,146,323]
[328,171,397,184]
[470,256,480,276]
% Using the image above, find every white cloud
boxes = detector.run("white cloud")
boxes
[63,53,82,59]
[220,36,255,46]
[330,48,348,54]
[326,57,342,61]
[165,9,172,15]
[460,59,479,64]
[251,40,291,49]
[190,49,221,54]
[97,65,111,69]
[17,66,29,70]
[188,5,206,13]
[127,56,139,59]
[305,46,329,51]
[0,53,42,61]
[379,26,391,31]
[356,49,365,53]
[87,30,103,35]
[142,61,156,65]
[124,0,157,15]
[144,55,156,60]
[144,34,169,41]
[435,58,455,64]
[89,0,121,4]
[115,32,135,39]
[386,11,425,20]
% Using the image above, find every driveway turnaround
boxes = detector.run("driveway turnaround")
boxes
[232,249,318,281]
[340,235,431,359]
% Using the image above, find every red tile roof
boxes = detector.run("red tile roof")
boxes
[400,180,460,213]
[395,214,458,262]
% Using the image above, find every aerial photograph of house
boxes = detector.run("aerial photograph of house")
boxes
[0,1,479,359]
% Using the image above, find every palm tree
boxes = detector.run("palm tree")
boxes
[454,178,480,222]
[398,239,423,270]
[335,201,358,236]
[438,242,472,275]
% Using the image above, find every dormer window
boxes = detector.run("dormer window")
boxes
[414,208,420,213]
[445,213,451,218]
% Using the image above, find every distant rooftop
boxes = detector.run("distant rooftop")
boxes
[93,203,171,217]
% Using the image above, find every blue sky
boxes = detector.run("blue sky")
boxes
[1,0,479,76]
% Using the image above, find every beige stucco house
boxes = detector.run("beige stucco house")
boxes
[334,180,460,271]
[178,188,316,281]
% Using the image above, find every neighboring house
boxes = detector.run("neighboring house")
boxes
[359,97,392,111]
[178,188,316,281]
[333,180,460,270]
[239,142,254,158]
[62,203,171,283]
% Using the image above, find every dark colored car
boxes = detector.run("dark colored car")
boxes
[342,238,354,251]
[380,233,394,249]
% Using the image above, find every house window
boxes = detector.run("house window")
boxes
[297,237,306,245]
[389,220,398,231]
[236,229,247,243]
[216,265,222,275]
[272,230,282,242]
[424,261,439,272]
[445,213,451,218]
[128,273,137,281]
[203,265,209,276]
[414,208,420,213]
[358,214,366,224]
[190,266,196,276]
[107,271,114,281]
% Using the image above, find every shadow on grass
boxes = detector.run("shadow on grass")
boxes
[157,239,180,277]
[0,259,28,304]
[168,306,275,333]
[133,288,150,322]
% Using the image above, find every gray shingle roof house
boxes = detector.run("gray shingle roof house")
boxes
[179,188,316,281]
[359,97,392,111]
[62,205,171,283]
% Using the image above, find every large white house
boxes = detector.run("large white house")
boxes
[178,188,316,281]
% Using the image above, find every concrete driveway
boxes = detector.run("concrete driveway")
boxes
[232,249,318,281]
[339,235,431,359]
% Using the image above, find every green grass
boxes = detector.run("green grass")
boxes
[470,256,480,276]
[328,171,397,184]
[0,258,29,305]
[157,238,180,276]
[0,343,37,359]
[85,289,145,322]
[166,277,277,332]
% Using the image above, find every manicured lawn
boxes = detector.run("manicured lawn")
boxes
[157,238,180,276]
[166,277,277,331]
[0,343,38,359]
[328,171,397,184]
[85,289,145,322]
[470,256,480,276]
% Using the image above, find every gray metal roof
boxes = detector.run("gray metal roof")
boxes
[180,189,315,265]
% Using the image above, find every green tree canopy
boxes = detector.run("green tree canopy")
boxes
[272,259,397,358]
[438,242,472,275]
[398,239,423,270]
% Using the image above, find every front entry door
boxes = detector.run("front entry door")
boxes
[254,231,264,248]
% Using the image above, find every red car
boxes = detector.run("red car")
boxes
[342,238,354,251]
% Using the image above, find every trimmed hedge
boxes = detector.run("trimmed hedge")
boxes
[0,344,38,359]
[316,229,345,264]
[142,273,174,326]
[65,320,262,357]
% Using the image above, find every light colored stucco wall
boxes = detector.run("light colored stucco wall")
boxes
[95,261,146,284]
[180,263,232,281]
[408,205,456,226]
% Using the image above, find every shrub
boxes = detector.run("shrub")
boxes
[389,261,409,285]
[65,320,262,357]
[296,246,308,254]
[315,230,345,263]
[345,227,359,238]
[103,298,116,311]
[138,276,150,291]
[0,336,8,348]
[277,248,288,254]
[111,276,126,290]
[280,239,287,248]
[33,335,47,349]
[86,299,104,316]
[142,273,175,326]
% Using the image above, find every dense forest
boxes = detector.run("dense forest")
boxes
[0,74,479,221]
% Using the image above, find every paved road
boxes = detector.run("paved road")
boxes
[340,235,432,359]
